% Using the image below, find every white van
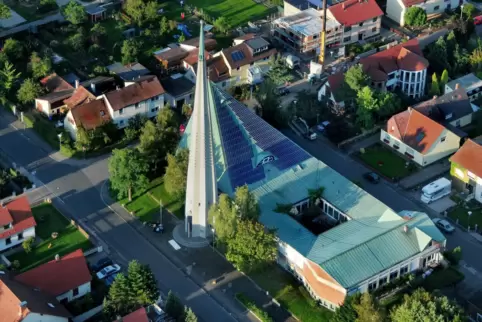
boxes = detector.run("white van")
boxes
[421,178,451,204]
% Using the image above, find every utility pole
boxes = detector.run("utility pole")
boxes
[318,0,328,71]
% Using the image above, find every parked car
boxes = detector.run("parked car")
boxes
[363,172,380,184]
[96,264,121,279]
[276,87,290,96]
[91,258,113,272]
[474,15,482,25]
[316,121,330,133]
[432,218,455,233]
[104,272,119,286]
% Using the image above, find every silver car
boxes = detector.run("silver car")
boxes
[432,218,455,233]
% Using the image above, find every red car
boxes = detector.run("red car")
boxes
[474,15,482,25]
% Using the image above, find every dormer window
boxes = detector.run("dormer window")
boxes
[3,224,10,230]
[445,113,453,120]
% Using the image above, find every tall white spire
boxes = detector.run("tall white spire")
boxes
[184,21,218,238]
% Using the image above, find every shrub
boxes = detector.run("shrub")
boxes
[22,237,35,253]
[12,260,20,270]
[235,293,273,322]
[404,7,427,27]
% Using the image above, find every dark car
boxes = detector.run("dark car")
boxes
[276,87,290,96]
[363,172,380,184]
[91,258,113,272]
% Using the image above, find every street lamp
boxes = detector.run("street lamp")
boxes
[57,133,62,151]
[461,4,464,20]
[468,211,472,230]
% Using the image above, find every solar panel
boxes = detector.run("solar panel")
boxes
[230,51,245,62]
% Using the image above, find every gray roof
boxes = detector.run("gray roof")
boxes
[414,88,473,123]
[61,72,80,86]
[37,89,74,103]
[446,73,482,94]
[246,37,270,51]
[85,5,106,15]
[107,62,150,81]
[274,8,340,37]
[161,76,195,97]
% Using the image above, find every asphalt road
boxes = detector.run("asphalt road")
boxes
[0,111,241,322]
[282,130,482,275]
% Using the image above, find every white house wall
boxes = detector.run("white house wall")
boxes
[64,110,77,140]
[35,99,52,117]
[423,129,461,166]
[23,313,68,322]
[418,0,460,16]
[0,226,35,252]
[380,130,424,166]
[107,96,164,129]
[386,0,406,26]
[56,281,91,303]
[284,2,303,16]
[278,241,306,270]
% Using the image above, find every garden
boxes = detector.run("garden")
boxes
[356,144,418,180]
[447,197,482,230]
[8,203,93,272]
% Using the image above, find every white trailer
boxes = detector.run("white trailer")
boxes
[421,178,451,204]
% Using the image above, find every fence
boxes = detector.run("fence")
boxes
[70,219,90,239]
[84,246,103,257]
[337,126,380,149]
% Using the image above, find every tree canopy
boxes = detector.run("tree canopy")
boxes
[0,3,11,19]
[355,86,400,129]
[209,194,238,242]
[267,54,294,86]
[214,17,230,34]
[121,39,140,65]
[3,38,23,61]
[30,52,52,79]
[0,61,20,96]
[404,7,427,27]
[165,291,184,320]
[17,78,43,105]
[62,0,86,25]
[391,289,465,322]
[430,72,441,96]
[345,65,370,92]
[108,148,149,201]
[164,148,189,198]
[124,0,158,26]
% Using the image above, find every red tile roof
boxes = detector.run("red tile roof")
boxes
[387,108,445,154]
[328,0,383,26]
[0,207,13,226]
[222,41,277,70]
[0,196,36,239]
[450,139,482,178]
[70,98,112,130]
[401,0,425,7]
[40,73,73,93]
[63,86,96,109]
[300,261,346,305]
[15,249,92,297]
[105,76,165,111]
[115,307,149,322]
[234,33,256,42]
[183,49,211,66]
[360,39,428,81]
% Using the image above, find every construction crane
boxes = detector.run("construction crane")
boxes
[318,0,328,70]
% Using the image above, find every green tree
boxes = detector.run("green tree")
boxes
[214,17,230,34]
[462,3,475,20]
[391,288,465,322]
[121,39,140,65]
[165,291,184,320]
[233,185,260,221]
[209,194,237,242]
[90,23,106,43]
[22,237,35,253]
[184,306,198,322]
[104,273,132,317]
[17,78,43,104]
[127,260,160,306]
[255,79,283,127]
[226,219,277,272]
[0,61,20,93]
[182,103,192,118]
[160,16,169,36]
[430,72,441,96]
[30,52,52,79]
[124,0,157,26]
[164,148,189,198]
[355,86,377,129]
[178,33,186,43]
[67,32,85,51]
[109,148,149,201]
[138,120,165,173]
[426,36,448,74]
[377,91,400,119]
[331,294,361,322]
[345,64,370,92]
[469,47,482,70]
[75,125,93,151]
[0,169,10,186]
[0,3,11,19]
[440,69,449,90]
[353,293,384,322]
[404,7,427,27]
[267,54,294,86]
[3,38,23,60]
[62,0,86,25]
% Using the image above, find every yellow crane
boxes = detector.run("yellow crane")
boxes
[318,0,328,70]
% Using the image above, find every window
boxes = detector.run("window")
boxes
[151,107,159,113]
[400,265,409,275]
[119,120,124,125]
[100,111,105,116]
[455,120,461,127]
[3,224,10,230]
[368,281,377,291]
[17,232,23,240]
[237,67,240,71]
[73,287,79,296]
[440,136,446,142]
[393,143,400,150]
[119,108,124,115]
[372,17,377,22]
[343,36,351,42]
[390,271,398,281]
[372,27,377,33]
[379,276,388,286]
[135,103,140,109]
[344,26,352,32]
[434,5,440,10]
[6,237,11,245]
[359,22,364,27]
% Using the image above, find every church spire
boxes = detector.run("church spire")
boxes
[183,20,218,239]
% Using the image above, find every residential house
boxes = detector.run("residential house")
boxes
[36,73,74,116]
[216,37,276,87]
[387,0,462,26]
[161,74,195,109]
[445,73,482,103]
[103,75,165,128]
[282,0,344,17]
[273,1,383,55]
[154,36,217,73]
[85,4,107,22]
[449,138,482,203]
[15,249,92,303]
[80,76,118,97]
[64,98,112,139]
[0,273,71,322]
[232,33,256,46]
[414,88,476,128]
[317,73,348,113]
[115,307,149,322]
[184,55,230,89]
[0,196,36,252]
[318,39,429,111]
[381,107,464,166]
[63,82,96,110]
[107,62,150,85]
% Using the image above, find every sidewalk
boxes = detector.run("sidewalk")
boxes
[100,185,296,322]
[399,161,450,189]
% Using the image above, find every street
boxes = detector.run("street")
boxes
[282,130,482,294]
[0,110,245,322]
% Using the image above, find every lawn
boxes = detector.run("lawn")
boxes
[250,266,333,322]
[447,201,482,230]
[120,178,184,222]
[8,203,92,272]
[421,267,465,291]
[358,144,417,180]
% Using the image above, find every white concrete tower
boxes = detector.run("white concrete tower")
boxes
[184,21,218,238]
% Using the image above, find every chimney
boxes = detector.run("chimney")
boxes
[55,254,60,261]
[407,106,412,112]
[75,79,79,89]
[455,83,460,90]
[342,2,345,9]
[91,83,96,93]
[403,225,408,233]
[18,301,28,317]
